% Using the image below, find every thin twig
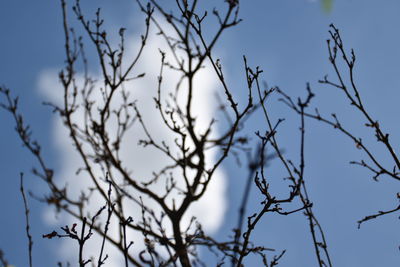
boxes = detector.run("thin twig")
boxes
[20,173,33,267]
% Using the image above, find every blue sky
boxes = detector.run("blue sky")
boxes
[1,1,400,266]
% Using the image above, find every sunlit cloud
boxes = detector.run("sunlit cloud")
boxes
[38,17,227,265]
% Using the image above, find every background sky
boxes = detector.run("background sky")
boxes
[1,0,400,266]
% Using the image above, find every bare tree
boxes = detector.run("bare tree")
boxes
[3,1,397,267]
[0,0,329,266]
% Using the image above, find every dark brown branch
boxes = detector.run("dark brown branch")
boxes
[20,173,33,267]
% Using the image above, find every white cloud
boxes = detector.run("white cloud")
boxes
[38,19,227,265]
